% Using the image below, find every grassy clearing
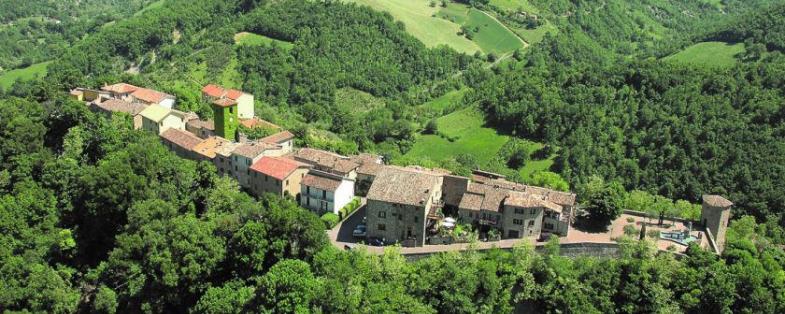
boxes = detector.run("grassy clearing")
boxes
[335,87,385,113]
[234,32,294,50]
[404,107,509,165]
[421,88,468,112]
[663,41,745,68]
[489,0,539,13]
[439,3,525,54]
[134,0,165,16]
[514,21,557,45]
[344,0,481,54]
[0,61,50,90]
[514,141,556,179]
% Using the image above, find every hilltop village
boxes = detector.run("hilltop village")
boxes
[70,83,733,253]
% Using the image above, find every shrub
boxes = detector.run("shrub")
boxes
[626,217,635,223]
[338,197,361,220]
[623,224,639,236]
[424,118,438,134]
[647,229,661,239]
[321,213,340,229]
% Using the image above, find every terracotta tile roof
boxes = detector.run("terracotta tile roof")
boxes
[240,117,281,130]
[458,192,485,211]
[212,98,237,107]
[302,171,343,191]
[202,84,225,98]
[160,128,202,151]
[367,167,441,206]
[192,136,230,159]
[131,88,172,104]
[703,195,733,208]
[215,142,242,157]
[356,161,383,176]
[226,89,244,100]
[187,119,215,131]
[101,83,139,94]
[261,130,294,144]
[95,99,147,115]
[468,177,576,207]
[232,141,281,159]
[250,156,307,180]
[293,148,358,174]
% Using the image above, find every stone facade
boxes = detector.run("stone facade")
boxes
[701,195,732,252]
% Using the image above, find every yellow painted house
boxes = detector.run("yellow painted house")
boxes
[139,105,186,134]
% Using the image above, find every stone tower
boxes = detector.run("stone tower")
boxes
[701,195,732,252]
[212,98,238,141]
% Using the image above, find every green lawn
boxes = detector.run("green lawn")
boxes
[234,32,294,50]
[420,88,468,112]
[663,41,745,68]
[0,61,50,91]
[134,0,165,16]
[335,87,385,113]
[439,3,526,54]
[489,0,540,13]
[514,21,557,45]
[344,0,481,54]
[404,107,510,165]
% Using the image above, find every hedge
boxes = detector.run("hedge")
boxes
[338,197,361,220]
[321,213,340,229]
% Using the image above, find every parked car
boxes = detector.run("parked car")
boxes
[367,237,384,246]
[352,223,367,237]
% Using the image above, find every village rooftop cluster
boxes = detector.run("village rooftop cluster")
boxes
[70,84,734,250]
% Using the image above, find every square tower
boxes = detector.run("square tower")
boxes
[701,195,732,252]
[212,98,238,141]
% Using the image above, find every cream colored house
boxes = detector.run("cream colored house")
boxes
[139,105,186,134]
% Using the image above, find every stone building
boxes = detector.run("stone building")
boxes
[249,156,310,199]
[89,98,147,129]
[300,170,355,216]
[701,194,733,252]
[159,128,202,159]
[365,167,444,246]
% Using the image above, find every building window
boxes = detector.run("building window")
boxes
[276,180,280,186]
[378,211,386,218]
[414,216,418,223]
[285,180,289,186]
[246,159,251,166]
[234,166,238,171]
[307,186,310,194]
[322,190,326,198]
[378,224,386,231]
[515,208,524,214]
[265,176,268,182]
[530,208,536,215]
[513,219,523,225]
[528,220,534,227]
[247,169,250,175]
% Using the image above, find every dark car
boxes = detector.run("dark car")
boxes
[367,238,384,246]
[352,223,367,237]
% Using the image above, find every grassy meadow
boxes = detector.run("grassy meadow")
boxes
[234,32,294,50]
[439,3,526,54]
[344,0,481,54]
[0,61,50,91]
[663,41,745,68]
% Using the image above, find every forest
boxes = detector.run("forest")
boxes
[3,0,785,312]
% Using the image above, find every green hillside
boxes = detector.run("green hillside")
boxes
[344,0,481,54]
[0,61,50,90]
[663,41,745,68]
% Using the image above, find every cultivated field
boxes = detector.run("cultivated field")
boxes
[345,0,481,54]
[663,41,745,68]
[439,3,526,54]
[405,107,510,165]
[234,32,294,50]
[0,61,50,90]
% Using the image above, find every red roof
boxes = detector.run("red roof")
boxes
[250,156,306,180]
[226,89,244,100]
[131,88,171,104]
[202,84,225,98]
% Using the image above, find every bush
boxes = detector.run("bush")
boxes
[623,224,639,236]
[626,217,635,223]
[321,213,339,229]
[338,197,361,220]
[647,229,661,239]
[424,119,438,134]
